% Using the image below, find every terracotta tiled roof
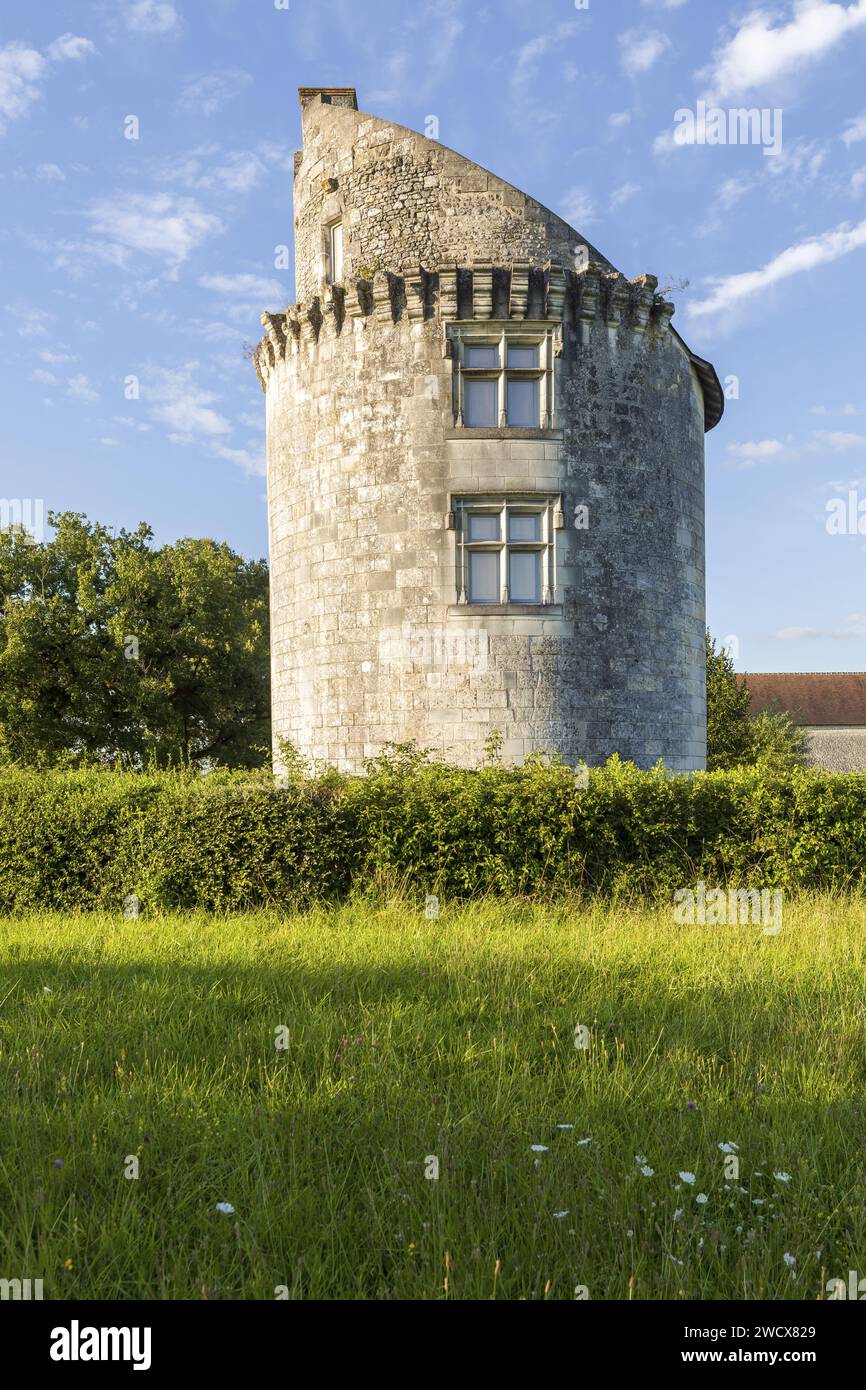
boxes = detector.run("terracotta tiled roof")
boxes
[738,673,866,726]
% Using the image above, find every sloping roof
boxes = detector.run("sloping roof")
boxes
[739,673,866,726]
[672,333,724,432]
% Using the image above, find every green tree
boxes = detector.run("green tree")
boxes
[748,706,810,771]
[705,631,754,770]
[706,631,809,772]
[0,512,269,768]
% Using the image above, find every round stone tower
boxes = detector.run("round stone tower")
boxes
[255,87,724,774]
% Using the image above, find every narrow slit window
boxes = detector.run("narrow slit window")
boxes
[327,221,344,284]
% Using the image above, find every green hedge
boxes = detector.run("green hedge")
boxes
[0,754,865,912]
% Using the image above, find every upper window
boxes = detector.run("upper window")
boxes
[453,495,561,606]
[326,221,344,284]
[448,327,557,430]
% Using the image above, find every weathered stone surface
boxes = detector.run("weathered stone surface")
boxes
[258,88,722,775]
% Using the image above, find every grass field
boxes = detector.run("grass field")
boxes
[1,895,865,1301]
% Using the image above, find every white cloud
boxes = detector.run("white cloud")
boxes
[510,20,579,126]
[46,34,96,63]
[851,165,866,195]
[769,626,823,640]
[770,617,866,640]
[559,187,596,227]
[369,0,464,104]
[14,162,67,183]
[0,43,47,133]
[30,368,56,384]
[199,273,285,304]
[38,348,77,364]
[83,192,223,270]
[813,430,866,449]
[177,69,252,117]
[619,29,671,79]
[843,111,866,145]
[149,146,270,196]
[610,181,641,210]
[12,306,53,339]
[145,365,232,440]
[210,442,265,476]
[702,0,866,105]
[726,439,788,466]
[811,403,860,415]
[124,1,180,36]
[641,0,688,8]
[688,216,866,320]
[66,374,98,402]
[0,33,95,136]
[608,111,632,130]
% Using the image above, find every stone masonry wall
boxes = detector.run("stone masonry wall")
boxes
[293,92,614,304]
[258,92,715,775]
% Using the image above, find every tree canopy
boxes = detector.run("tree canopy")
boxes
[0,512,269,768]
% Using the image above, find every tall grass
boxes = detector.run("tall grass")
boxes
[0,894,864,1299]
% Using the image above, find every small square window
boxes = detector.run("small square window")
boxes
[506,345,539,368]
[508,513,542,542]
[506,378,539,427]
[508,551,541,604]
[469,551,500,603]
[465,345,499,368]
[464,378,498,428]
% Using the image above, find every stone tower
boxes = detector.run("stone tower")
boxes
[255,88,724,775]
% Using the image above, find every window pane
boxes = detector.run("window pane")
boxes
[465,345,499,368]
[468,513,500,541]
[506,378,539,427]
[506,345,539,368]
[464,378,498,427]
[469,551,500,603]
[508,512,541,541]
[509,551,541,603]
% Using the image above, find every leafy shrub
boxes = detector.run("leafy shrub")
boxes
[0,754,865,914]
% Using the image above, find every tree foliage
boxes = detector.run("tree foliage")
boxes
[0,512,269,768]
[706,631,809,772]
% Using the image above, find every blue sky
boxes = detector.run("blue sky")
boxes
[1,0,865,673]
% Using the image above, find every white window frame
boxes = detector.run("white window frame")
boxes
[447,323,559,430]
[454,495,561,606]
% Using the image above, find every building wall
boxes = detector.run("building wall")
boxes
[258,95,709,774]
[293,93,615,305]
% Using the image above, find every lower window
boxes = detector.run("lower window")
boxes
[453,495,560,605]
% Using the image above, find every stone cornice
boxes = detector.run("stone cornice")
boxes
[254,260,722,430]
